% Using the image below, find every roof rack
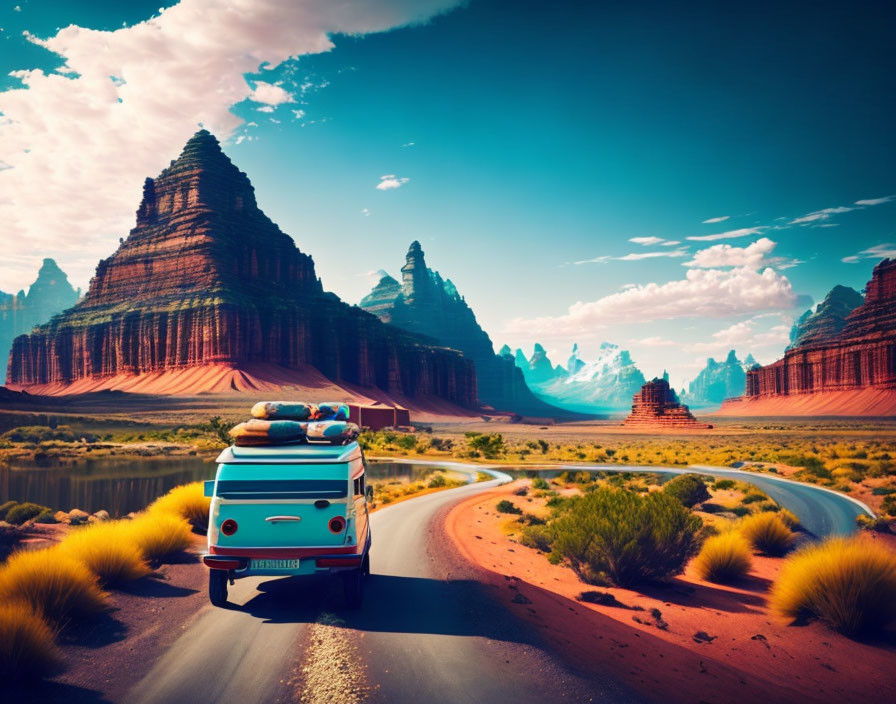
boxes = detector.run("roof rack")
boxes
[216,441,361,465]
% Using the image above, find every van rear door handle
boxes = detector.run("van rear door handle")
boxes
[265,515,302,523]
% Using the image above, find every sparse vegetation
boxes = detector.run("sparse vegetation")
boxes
[121,513,193,562]
[770,536,896,635]
[739,513,794,556]
[0,601,61,682]
[0,549,107,624]
[61,522,152,586]
[550,487,701,587]
[662,474,711,507]
[496,499,522,515]
[148,481,210,531]
[3,502,52,526]
[693,531,752,583]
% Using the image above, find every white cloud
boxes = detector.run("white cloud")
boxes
[401,141,415,147]
[661,240,681,246]
[686,227,764,242]
[842,243,896,263]
[789,206,853,225]
[854,195,895,206]
[689,315,791,358]
[361,208,370,216]
[505,266,799,335]
[0,0,460,291]
[248,80,293,106]
[575,248,688,265]
[629,236,664,246]
[376,174,409,190]
[255,105,275,113]
[685,237,778,269]
[632,336,677,347]
[292,109,306,120]
[702,215,729,224]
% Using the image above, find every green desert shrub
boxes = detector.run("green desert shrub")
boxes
[770,537,896,635]
[713,479,735,491]
[496,499,522,515]
[662,474,710,508]
[519,523,556,552]
[0,501,18,521]
[4,503,52,526]
[531,476,550,490]
[855,514,892,533]
[739,512,794,556]
[467,433,505,459]
[550,487,701,587]
[693,532,752,583]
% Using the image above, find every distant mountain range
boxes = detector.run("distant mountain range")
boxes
[686,350,757,408]
[0,258,80,384]
[509,341,646,412]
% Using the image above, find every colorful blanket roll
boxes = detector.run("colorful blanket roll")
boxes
[306,421,360,443]
[315,402,350,421]
[229,419,308,446]
[250,401,317,421]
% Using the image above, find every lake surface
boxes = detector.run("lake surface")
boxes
[0,457,441,517]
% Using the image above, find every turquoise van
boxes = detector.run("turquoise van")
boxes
[202,440,372,608]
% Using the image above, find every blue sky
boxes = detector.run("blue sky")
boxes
[1,0,895,387]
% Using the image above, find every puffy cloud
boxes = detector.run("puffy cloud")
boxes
[0,0,460,291]
[248,80,294,106]
[629,236,664,246]
[686,227,764,242]
[689,315,791,358]
[701,215,729,224]
[854,195,895,206]
[842,243,896,263]
[685,237,784,269]
[376,174,410,190]
[505,266,799,336]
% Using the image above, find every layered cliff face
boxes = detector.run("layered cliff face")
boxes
[687,350,750,407]
[359,242,551,414]
[513,341,646,412]
[7,131,476,406]
[0,259,80,384]
[788,285,864,348]
[718,259,896,416]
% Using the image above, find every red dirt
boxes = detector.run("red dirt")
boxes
[714,388,896,417]
[444,481,896,704]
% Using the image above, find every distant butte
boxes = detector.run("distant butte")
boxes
[624,377,712,429]
[6,130,476,409]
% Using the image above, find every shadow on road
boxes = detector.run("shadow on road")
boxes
[236,572,540,645]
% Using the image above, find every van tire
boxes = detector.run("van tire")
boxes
[209,570,228,607]
[343,568,364,609]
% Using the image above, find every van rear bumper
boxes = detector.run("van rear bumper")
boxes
[205,533,370,573]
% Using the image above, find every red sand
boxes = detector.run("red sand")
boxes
[6,362,479,421]
[445,481,896,704]
[715,387,896,416]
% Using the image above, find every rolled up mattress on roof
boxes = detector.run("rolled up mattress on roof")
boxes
[229,419,308,446]
[251,401,317,421]
[307,420,360,443]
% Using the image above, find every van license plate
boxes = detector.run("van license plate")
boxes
[252,559,300,570]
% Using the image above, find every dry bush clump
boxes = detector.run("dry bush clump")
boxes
[0,601,61,681]
[770,536,896,635]
[693,531,753,583]
[739,512,794,556]
[148,482,210,531]
[121,513,192,562]
[61,522,152,586]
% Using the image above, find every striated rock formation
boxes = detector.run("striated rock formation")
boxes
[624,378,712,428]
[788,285,864,349]
[359,241,552,414]
[515,341,646,412]
[718,259,896,416]
[0,259,80,384]
[687,350,749,407]
[7,131,476,406]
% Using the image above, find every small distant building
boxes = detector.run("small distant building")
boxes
[348,403,411,430]
[624,378,712,429]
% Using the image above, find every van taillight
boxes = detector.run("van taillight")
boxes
[221,519,238,536]
[328,516,346,534]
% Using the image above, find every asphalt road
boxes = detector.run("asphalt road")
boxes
[128,469,640,704]
[128,461,869,704]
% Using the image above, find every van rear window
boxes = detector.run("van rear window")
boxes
[215,479,347,500]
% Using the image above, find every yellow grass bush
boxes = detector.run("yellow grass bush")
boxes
[0,601,61,682]
[121,513,192,562]
[148,482,210,531]
[739,512,794,556]
[770,537,896,635]
[61,522,152,586]
[693,531,753,583]
[0,549,107,623]
[778,508,801,530]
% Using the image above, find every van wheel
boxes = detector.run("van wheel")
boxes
[342,568,364,609]
[209,570,228,607]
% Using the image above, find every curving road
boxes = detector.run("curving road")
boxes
[128,468,640,704]
[128,460,869,704]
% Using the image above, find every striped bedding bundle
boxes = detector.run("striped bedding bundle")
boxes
[233,401,358,446]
